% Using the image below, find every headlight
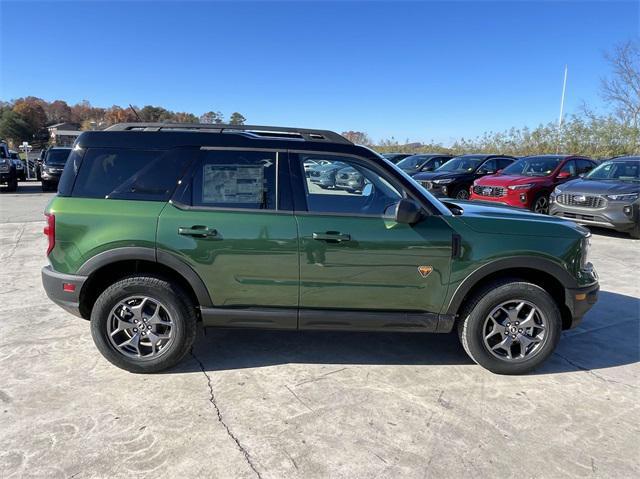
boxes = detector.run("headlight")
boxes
[605,193,638,202]
[433,179,453,184]
[553,187,561,195]
[508,183,534,191]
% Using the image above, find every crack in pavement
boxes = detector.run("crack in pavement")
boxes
[554,351,639,390]
[190,351,263,479]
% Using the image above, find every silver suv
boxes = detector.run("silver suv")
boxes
[550,156,640,238]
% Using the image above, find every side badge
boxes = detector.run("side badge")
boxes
[418,265,433,278]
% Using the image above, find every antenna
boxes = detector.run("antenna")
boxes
[129,104,142,122]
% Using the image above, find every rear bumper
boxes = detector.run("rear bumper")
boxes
[41,265,87,318]
[564,281,599,329]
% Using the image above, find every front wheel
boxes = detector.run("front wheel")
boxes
[90,276,197,373]
[458,279,561,374]
[532,193,550,214]
[629,222,640,239]
[453,187,470,200]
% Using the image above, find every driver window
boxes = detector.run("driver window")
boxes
[478,159,497,173]
[560,160,577,176]
[301,155,402,215]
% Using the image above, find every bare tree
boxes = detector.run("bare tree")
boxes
[600,40,640,127]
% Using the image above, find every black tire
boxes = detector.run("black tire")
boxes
[42,181,50,192]
[6,177,18,192]
[453,187,470,200]
[457,278,562,375]
[531,193,550,214]
[629,223,640,239]
[90,275,197,373]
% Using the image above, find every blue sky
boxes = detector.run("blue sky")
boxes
[1,1,638,144]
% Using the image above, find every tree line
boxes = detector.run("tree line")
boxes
[0,98,247,148]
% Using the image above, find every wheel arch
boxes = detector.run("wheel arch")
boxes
[447,258,576,330]
[77,247,212,320]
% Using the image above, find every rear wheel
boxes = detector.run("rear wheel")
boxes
[90,276,197,373]
[458,279,561,374]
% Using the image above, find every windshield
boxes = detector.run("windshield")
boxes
[436,156,484,173]
[502,156,562,177]
[397,156,427,170]
[45,149,71,166]
[585,161,640,182]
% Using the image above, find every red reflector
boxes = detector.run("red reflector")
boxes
[44,213,55,255]
[63,283,76,293]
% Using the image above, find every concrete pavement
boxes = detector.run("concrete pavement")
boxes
[0,183,638,478]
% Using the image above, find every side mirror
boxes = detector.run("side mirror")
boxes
[557,171,571,179]
[394,199,422,225]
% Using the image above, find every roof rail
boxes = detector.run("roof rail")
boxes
[104,122,352,144]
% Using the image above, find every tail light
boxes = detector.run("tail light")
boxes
[44,213,55,255]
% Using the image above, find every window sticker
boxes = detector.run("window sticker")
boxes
[202,164,265,203]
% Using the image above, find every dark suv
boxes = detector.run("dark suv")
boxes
[42,123,598,375]
[413,154,516,199]
[0,141,18,192]
[41,147,72,191]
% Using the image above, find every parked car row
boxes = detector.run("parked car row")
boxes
[383,151,638,238]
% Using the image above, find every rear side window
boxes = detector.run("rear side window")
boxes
[57,148,84,197]
[72,148,192,201]
[190,150,278,209]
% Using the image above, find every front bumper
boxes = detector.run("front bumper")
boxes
[40,170,62,182]
[564,281,599,329]
[550,201,639,232]
[41,265,87,319]
[0,171,13,184]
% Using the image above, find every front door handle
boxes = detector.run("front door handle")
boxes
[312,232,351,242]
[178,225,219,238]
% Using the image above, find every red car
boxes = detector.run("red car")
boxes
[470,155,597,213]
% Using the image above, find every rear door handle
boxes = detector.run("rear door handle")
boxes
[178,225,219,238]
[312,232,351,242]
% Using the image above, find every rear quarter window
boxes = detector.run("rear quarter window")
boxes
[71,148,194,201]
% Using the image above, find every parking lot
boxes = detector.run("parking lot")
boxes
[0,183,638,478]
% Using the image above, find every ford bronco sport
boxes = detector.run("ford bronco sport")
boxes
[41,123,599,375]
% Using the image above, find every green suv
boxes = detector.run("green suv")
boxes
[41,123,599,374]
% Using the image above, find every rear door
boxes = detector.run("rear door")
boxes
[157,148,299,328]
[290,152,453,328]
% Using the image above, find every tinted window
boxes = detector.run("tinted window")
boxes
[577,159,595,175]
[45,149,72,166]
[497,158,514,170]
[191,150,277,209]
[559,160,577,176]
[301,154,402,215]
[57,148,85,197]
[478,159,497,173]
[72,148,192,201]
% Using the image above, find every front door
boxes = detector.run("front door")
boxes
[291,153,453,328]
[157,148,299,328]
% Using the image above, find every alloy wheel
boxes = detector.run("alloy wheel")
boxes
[533,196,549,214]
[107,296,174,359]
[482,300,547,362]
[456,189,470,200]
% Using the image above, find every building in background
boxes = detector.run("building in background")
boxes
[47,122,82,146]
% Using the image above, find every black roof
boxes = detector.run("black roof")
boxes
[75,122,378,157]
